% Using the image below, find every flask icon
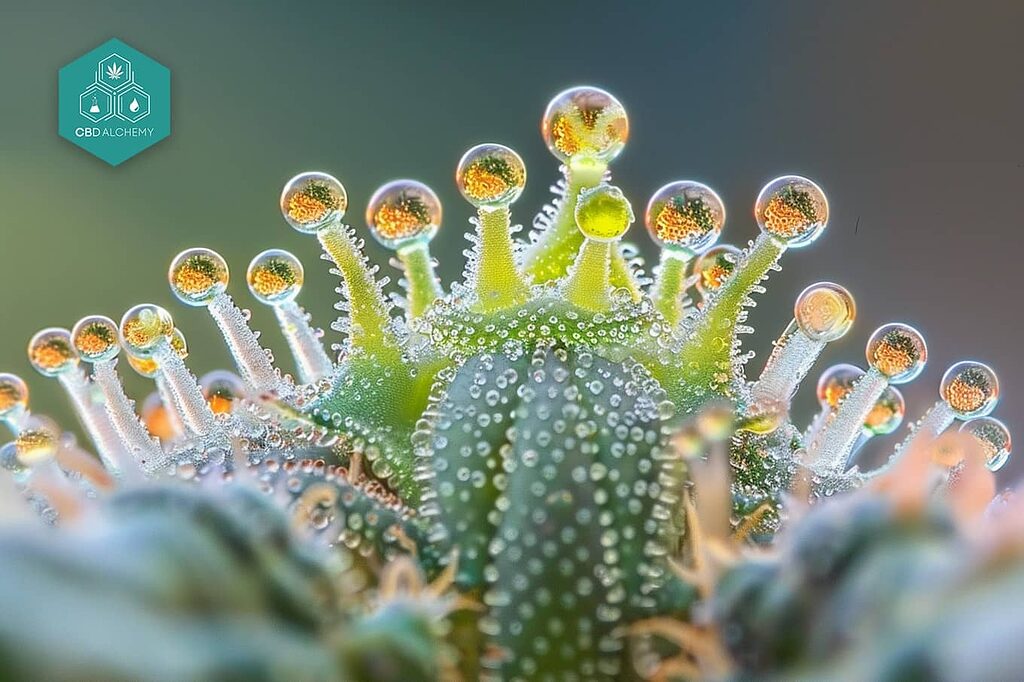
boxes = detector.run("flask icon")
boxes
[89,96,101,114]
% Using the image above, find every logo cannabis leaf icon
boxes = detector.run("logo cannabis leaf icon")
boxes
[106,63,124,80]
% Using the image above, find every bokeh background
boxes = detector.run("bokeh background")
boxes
[1,1,1022,478]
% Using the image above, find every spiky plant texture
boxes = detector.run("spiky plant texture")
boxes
[0,86,1014,681]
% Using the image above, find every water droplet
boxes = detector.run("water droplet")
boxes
[126,328,185,378]
[200,370,245,414]
[280,172,348,233]
[15,419,58,466]
[365,179,441,250]
[575,184,633,242]
[27,328,78,376]
[940,361,999,418]
[863,386,904,436]
[795,282,855,343]
[119,304,174,357]
[816,363,864,407]
[960,416,1012,471]
[755,175,828,247]
[247,249,303,305]
[644,180,724,255]
[71,315,120,363]
[694,244,741,295]
[0,373,29,420]
[865,323,927,384]
[169,248,229,306]
[541,86,628,163]
[456,143,526,208]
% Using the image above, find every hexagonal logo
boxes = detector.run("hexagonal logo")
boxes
[59,39,170,166]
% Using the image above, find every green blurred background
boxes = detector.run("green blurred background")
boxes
[1,1,1022,477]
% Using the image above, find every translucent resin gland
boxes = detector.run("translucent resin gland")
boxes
[200,371,246,414]
[694,244,741,295]
[753,284,852,407]
[126,354,159,378]
[125,328,186,378]
[816,363,864,408]
[755,175,829,248]
[169,248,229,307]
[794,282,856,343]
[14,422,58,466]
[939,361,999,419]
[119,305,174,357]
[866,323,927,384]
[141,393,176,441]
[71,316,120,363]
[456,144,526,208]
[960,417,1012,471]
[27,328,78,377]
[0,373,28,420]
[366,180,442,250]
[574,184,634,242]
[541,86,628,163]
[863,386,905,436]
[280,171,348,233]
[247,249,304,305]
[644,180,724,255]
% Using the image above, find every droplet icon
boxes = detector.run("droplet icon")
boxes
[129,98,140,113]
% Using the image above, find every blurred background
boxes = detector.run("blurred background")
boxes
[1,1,1021,478]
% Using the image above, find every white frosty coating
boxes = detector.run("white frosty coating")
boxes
[900,401,955,451]
[155,374,187,438]
[859,404,959,484]
[207,292,287,397]
[805,410,871,469]
[56,367,124,476]
[274,301,334,384]
[751,322,827,407]
[92,359,167,474]
[880,401,956,474]
[807,367,889,473]
[152,338,217,436]
[803,408,830,451]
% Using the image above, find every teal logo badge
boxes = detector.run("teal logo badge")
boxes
[59,39,170,166]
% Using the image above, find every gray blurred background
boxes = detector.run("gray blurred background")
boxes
[1,1,1021,478]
